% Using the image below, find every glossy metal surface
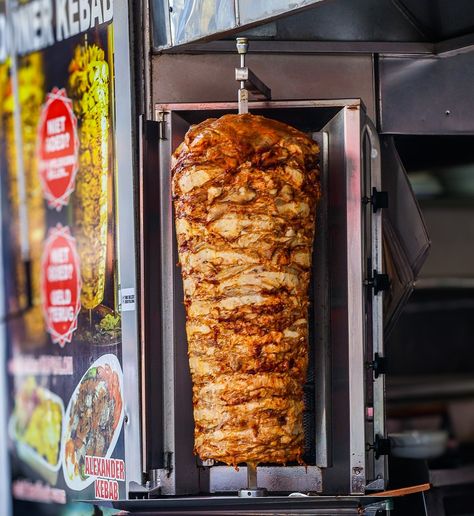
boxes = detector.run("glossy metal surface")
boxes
[380,137,430,337]
[164,39,433,55]
[115,0,143,488]
[157,111,202,495]
[379,52,474,134]
[0,86,12,516]
[139,119,165,471]
[318,107,367,494]
[344,106,366,495]
[363,119,387,488]
[151,53,377,121]
[212,466,322,494]
[312,131,330,470]
[169,0,236,46]
[152,0,327,48]
[151,0,474,58]
[112,494,392,514]
[152,100,383,495]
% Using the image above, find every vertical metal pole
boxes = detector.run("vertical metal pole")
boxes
[238,464,267,497]
[364,119,386,487]
[114,0,143,491]
[0,6,13,512]
[0,82,12,516]
[236,38,249,114]
[247,463,257,490]
[345,106,367,494]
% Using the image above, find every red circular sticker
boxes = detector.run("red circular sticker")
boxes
[41,224,82,347]
[37,88,79,211]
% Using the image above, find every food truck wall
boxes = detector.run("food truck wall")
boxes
[1,0,474,512]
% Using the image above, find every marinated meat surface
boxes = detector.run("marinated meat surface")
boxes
[172,114,320,466]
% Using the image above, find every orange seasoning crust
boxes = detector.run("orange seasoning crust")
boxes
[171,114,321,466]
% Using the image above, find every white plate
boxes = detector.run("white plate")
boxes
[390,430,448,459]
[9,387,64,485]
[61,354,124,490]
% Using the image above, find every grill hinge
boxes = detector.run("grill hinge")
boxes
[363,187,389,213]
[365,269,390,295]
[367,435,392,460]
[371,352,387,378]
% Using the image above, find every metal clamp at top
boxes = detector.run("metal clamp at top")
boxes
[236,38,271,114]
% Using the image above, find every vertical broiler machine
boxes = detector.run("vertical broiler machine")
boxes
[138,38,389,499]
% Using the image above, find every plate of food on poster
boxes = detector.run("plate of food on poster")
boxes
[61,353,124,490]
[9,377,64,485]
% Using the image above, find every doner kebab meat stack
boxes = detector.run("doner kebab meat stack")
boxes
[172,114,320,466]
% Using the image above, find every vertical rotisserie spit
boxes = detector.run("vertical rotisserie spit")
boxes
[19,53,46,342]
[68,44,110,310]
[0,59,26,310]
[1,54,47,344]
[172,114,320,466]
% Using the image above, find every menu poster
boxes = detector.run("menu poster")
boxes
[0,1,126,507]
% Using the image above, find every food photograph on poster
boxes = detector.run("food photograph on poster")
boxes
[0,4,126,507]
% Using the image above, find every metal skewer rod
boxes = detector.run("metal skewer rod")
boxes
[238,463,268,497]
[247,462,258,490]
[236,37,249,114]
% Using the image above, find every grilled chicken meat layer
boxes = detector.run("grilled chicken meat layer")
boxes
[172,114,320,466]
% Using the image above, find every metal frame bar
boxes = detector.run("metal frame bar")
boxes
[0,76,12,516]
[138,118,164,473]
[155,111,202,495]
[112,494,392,513]
[153,100,381,496]
[436,32,474,57]
[155,99,363,115]
[159,39,434,56]
[158,35,474,58]
[362,119,386,489]
[142,0,153,119]
[114,0,143,490]
[344,106,367,494]
[156,114,177,495]
[313,130,331,470]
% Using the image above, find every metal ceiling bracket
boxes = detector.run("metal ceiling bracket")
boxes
[128,476,161,499]
[235,67,272,101]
